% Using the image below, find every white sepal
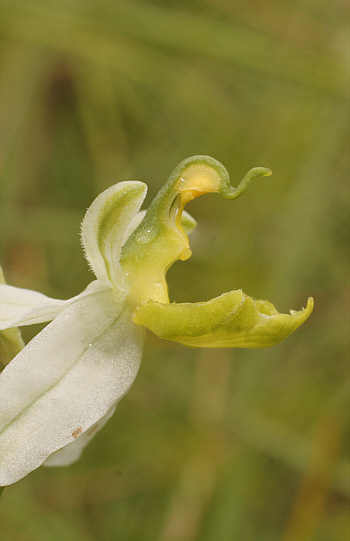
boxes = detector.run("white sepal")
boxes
[43,404,117,467]
[0,280,111,331]
[0,283,67,330]
[80,181,147,287]
[0,288,144,486]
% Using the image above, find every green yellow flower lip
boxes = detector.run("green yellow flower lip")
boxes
[122,155,312,349]
[133,293,314,349]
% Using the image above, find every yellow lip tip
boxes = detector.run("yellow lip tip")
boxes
[306,297,314,311]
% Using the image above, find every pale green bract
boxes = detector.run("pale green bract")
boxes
[0,156,313,486]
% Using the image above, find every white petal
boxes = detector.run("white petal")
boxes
[43,404,117,467]
[81,181,147,287]
[0,280,110,331]
[0,283,67,330]
[0,288,145,486]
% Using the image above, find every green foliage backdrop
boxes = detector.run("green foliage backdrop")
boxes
[0,1,349,540]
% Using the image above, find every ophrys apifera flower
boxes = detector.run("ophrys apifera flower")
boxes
[0,156,313,486]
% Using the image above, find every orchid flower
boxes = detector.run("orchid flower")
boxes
[0,156,313,486]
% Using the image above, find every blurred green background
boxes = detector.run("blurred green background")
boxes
[0,0,349,540]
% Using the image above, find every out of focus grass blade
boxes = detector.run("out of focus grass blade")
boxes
[0,205,82,245]
[0,0,348,97]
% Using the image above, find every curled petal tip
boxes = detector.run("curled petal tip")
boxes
[260,167,272,177]
[220,166,273,200]
[291,297,314,316]
[305,296,314,315]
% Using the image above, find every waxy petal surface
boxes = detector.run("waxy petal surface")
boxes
[43,405,117,467]
[0,284,67,330]
[0,289,144,486]
[0,281,110,331]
